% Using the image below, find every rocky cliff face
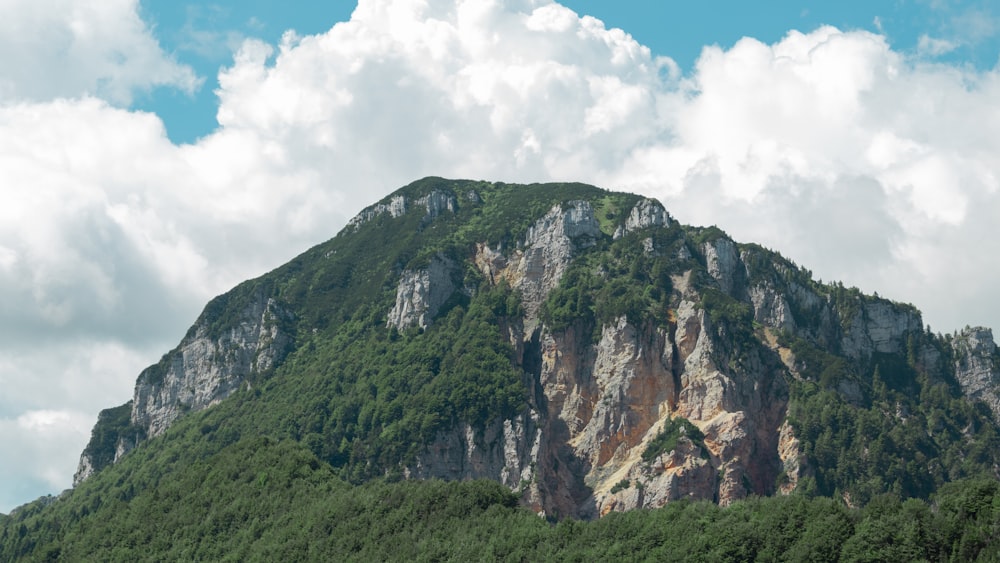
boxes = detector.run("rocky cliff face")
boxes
[346,189,458,230]
[387,254,457,330]
[74,288,295,484]
[393,199,798,517]
[387,192,994,518]
[613,198,670,239]
[131,293,294,439]
[953,327,1000,421]
[474,200,600,326]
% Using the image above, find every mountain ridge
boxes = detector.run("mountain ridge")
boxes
[5,177,1000,559]
[60,177,1000,520]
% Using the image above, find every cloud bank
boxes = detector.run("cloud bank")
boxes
[2,0,1000,511]
[0,0,199,104]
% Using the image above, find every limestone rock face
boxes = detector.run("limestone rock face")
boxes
[614,198,671,239]
[387,255,457,330]
[406,411,543,493]
[749,284,796,333]
[841,302,923,360]
[474,201,600,325]
[953,327,1000,421]
[776,420,802,495]
[573,317,675,469]
[72,454,94,487]
[598,437,715,516]
[346,189,457,230]
[130,293,294,441]
[703,238,742,295]
[412,277,790,517]
[74,289,295,485]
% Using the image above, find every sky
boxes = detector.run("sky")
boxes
[2,0,1000,513]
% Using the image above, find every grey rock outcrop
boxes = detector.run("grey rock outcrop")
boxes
[131,293,294,440]
[703,238,741,295]
[347,189,457,230]
[387,255,457,330]
[840,301,922,360]
[598,436,715,516]
[749,284,796,333]
[474,201,600,325]
[614,198,670,239]
[572,316,676,470]
[953,327,1000,421]
[72,454,95,486]
[406,411,543,493]
[425,263,792,517]
[75,288,296,485]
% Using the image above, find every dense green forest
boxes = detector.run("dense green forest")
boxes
[3,430,999,561]
[5,178,1000,559]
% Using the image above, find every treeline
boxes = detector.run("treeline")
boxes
[3,434,999,561]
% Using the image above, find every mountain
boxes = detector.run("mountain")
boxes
[3,177,1000,559]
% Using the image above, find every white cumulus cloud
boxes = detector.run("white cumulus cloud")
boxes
[0,0,200,104]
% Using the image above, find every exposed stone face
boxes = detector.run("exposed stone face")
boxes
[475,201,600,326]
[72,455,94,487]
[598,437,715,516]
[346,189,457,230]
[422,190,457,219]
[953,327,1000,421]
[407,411,543,492]
[841,302,923,360]
[76,290,295,485]
[574,317,675,470]
[614,198,670,239]
[703,238,742,295]
[409,268,791,517]
[776,420,801,495]
[386,255,457,330]
[131,293,294,440]
[532,314,688,517]
[348,195,408,228]
[749,284,796,333]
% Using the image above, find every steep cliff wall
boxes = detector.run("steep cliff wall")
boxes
[131,292,294,439]
[394,198,986,518]
[75,288,295,484]
[387,254,457,330]
[404,200,796,517]
[953,327,1000,421]
[474,201,600,327]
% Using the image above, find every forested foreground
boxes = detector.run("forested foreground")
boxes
[3,435,999,562]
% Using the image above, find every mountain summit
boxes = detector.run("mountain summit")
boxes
[5,177,1000,557]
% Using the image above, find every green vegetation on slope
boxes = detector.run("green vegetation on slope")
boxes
[252,282,527,481]
[732,240,1000,505]
[541,227,685,338]
[788,365,1000,505]
[3,426,1000,561]
[642,417,707,462]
